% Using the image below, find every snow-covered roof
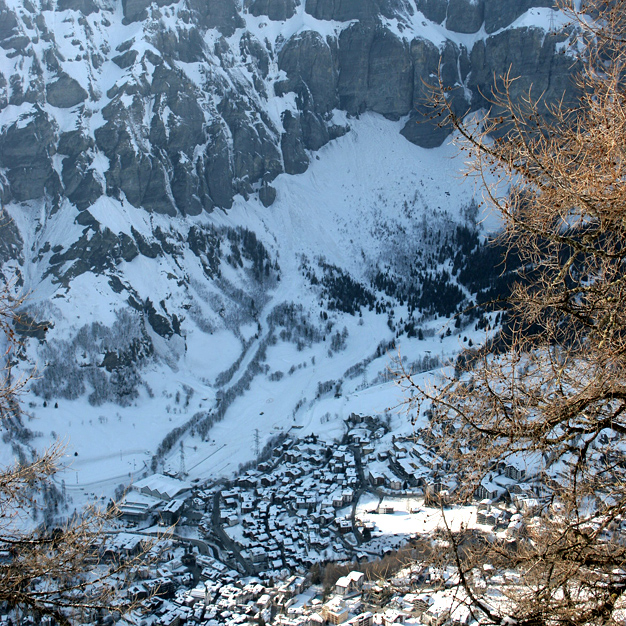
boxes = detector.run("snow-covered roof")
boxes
[133,473,190,501]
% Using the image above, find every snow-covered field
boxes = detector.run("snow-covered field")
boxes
[6,113,498,509]
[356,495,477,537]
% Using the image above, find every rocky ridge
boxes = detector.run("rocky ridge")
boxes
[0,0,571,217]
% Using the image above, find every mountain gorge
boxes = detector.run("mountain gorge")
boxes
[0,0,577,490]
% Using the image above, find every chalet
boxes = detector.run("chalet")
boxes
[243,527,258,540]
[250,547,268,565]
[368,470,386,486]
[342,490,354,504]
[223,496,238,509]
[128,583,149,602]
[333,451,347,462]
[476,508,489,525]
[350,432,365,445]
[322,471,336,484]
[103,533,144,560]
[288,448,304,463]
[422,606,451,626]
[509,483,533,496]
[260,474,277,488]
[237,475,259,489]
[382,609,408,626]
[347,613,373,626]
[368,427,382,440]
[156,610,183,626]
[474,481,503,501]
[348,413,364,425]
[520,497,541,513]
[160,499,184,525]
[330,460,345,473]
[118,491,160,523]
[181,584,208,607]
[335,571,365,597]
[241,499,256,514]
[145,576,176,598]
[307,614,325,626]
[220,512,239,526]
[310,453,325,465]
[275,593,297,611]
[257,593,272,610]
[333,494,345,508]
[278,576,306,598]
[506,514,524,536]
[192,496,204,509]
[388,478,402,491]
[322,599,349,625]
[396,457,419,478]
[311,533,330,549]
[410,593,434,615]
[285,467,303,479]
[336,519,352,534]
[367,583,392,605]
[505,464,526,481]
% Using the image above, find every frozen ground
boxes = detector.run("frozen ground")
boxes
[356,497,477,537]
[8,113,496,509]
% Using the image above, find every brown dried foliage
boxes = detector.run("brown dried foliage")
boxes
[0,275,158,624]
[396,2,626,625]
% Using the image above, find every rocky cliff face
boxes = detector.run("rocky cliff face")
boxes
[0,0,572,218]
[0,0,587,495]
[0,0,579,468]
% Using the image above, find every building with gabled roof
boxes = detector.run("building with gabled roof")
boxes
[335,571,365,597]
[133,473,190,501]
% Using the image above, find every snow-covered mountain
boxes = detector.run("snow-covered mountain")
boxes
[0,0,576,500]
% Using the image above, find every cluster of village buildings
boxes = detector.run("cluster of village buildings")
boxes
[98,413,550,626]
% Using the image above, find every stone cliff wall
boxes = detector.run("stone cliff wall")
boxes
[0,0,571,215]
